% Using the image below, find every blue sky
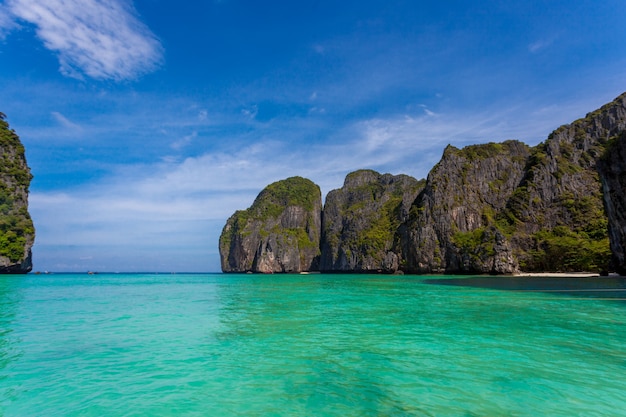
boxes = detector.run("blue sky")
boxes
[0,0,625,272]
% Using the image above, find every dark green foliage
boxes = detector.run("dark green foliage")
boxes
[251,176,320,219]
[458,142,504,161]
[0,116,27,156]
[452,228,496,258]
[337,174,422,260]
[520,227,610,272]
[350,196,400,256]
[491,107,613,272]
[0,114,34,263]
[0,231,26,262]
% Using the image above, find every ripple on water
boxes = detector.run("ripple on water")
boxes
[1,274,626,416]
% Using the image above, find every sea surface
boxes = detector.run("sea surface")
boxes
[1,273,626,416]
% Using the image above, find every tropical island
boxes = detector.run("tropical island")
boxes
[220,92,626,276]
[1,94,625,276]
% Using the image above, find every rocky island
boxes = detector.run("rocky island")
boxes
[220,93,626,275]
[0,113,35,273]
[220,176,322,273]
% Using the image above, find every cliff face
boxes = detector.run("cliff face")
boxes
[599,135,626,274]
[498,96,620,273]
[320,170,424,273]
[593,94,626,274]
[0,113,34,273]
[219,176,322,273]
[220,92,626,275]
[402,141,530,274]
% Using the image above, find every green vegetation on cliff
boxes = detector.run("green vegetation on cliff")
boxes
[321,170,424,272]
[493,109,613,272]
[251,176,320,219]
[221,92,626,275]
[0,113,34,265]
[219,176,322,273]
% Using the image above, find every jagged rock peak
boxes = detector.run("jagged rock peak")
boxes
[0,113,35,273]
[219,176,322,273]
[321,169,424,273]
[219,92,626,276]
[403,140,530,274]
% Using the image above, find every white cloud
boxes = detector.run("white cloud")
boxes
[171,131,197,150]
[26,109,524,263]
[26,91,598,272]
[7,0,163,80]
[0,4,18,39]
[241,105,258,119]
[51,111,82,130]
[528,37,556,53]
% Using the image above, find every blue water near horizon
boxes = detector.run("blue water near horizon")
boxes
[2,273,626,416]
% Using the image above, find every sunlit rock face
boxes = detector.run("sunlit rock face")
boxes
[220,92,626,275]
[219,177,322,273]
[401,94,626,275]
[401,140,529,274]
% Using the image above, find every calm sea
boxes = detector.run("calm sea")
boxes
[1,273,626,416]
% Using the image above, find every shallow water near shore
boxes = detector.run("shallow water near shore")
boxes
[1,273,626,416]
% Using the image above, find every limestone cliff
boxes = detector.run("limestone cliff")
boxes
[220,92,626,275]
[0,113,34,273]
[599,135,626,274]
[498,96,619,273]
[219,176,322,273]
[593,93,626,274]
[402,141,530,274]
[320,170,424,273]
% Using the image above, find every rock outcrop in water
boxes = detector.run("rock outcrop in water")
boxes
[220,92,626,275]
[0,113,35,273]
[219,177,322,273]
[401,141,531,274]
[320,170,424,273]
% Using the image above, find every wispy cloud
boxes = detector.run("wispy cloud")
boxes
[6,0,163,80]
[171,131,197,150]
[0,4,17,39]
[17,72,616,272]
[528,37,556,53]
[51,111,82,131]
[29,100,582,271]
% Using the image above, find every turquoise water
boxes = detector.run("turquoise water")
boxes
[1,273,626,416]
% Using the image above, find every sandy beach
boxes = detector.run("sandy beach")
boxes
[513,272,604,278]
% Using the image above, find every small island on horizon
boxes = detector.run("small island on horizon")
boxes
[220,92,626,277]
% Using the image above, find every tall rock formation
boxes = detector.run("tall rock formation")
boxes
[599,135,626,274]
[498,96,617,273]
[320,170,424,273]
[219,176,322,273]
[0,113,35,273]
[593,93,626,274]
[402,141,530,274]
[220,92,626,275]
[401,94,624,274]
